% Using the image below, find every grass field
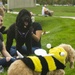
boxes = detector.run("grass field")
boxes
[1,5,75,75]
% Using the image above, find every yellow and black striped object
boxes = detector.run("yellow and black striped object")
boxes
[49,47,67,65]
[21,47,67,75]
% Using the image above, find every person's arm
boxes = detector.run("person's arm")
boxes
[32,30,42,42]
[1,42,12,57]
[1,41,13,62]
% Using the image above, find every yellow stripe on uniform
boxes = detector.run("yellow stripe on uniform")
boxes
[44,56,56,71]
[28,56,42,72]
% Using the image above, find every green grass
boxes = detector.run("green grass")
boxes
[48,6,75,16]
[40,17,75,48]
[1,6,75,75]
[13,5,75,16]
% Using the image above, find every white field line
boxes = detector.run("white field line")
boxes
[54,16,75,20]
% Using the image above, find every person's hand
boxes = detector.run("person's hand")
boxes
[6,57,12,62]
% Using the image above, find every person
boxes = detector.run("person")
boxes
[0,32,15,67]
[6,9,42,56]
[42,4,54,16]
[0,7,15,68]
[30,11,42,52]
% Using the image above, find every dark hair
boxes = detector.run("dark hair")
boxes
[16,9,32,31]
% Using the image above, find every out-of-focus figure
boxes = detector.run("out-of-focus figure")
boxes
[42,5,54,17]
